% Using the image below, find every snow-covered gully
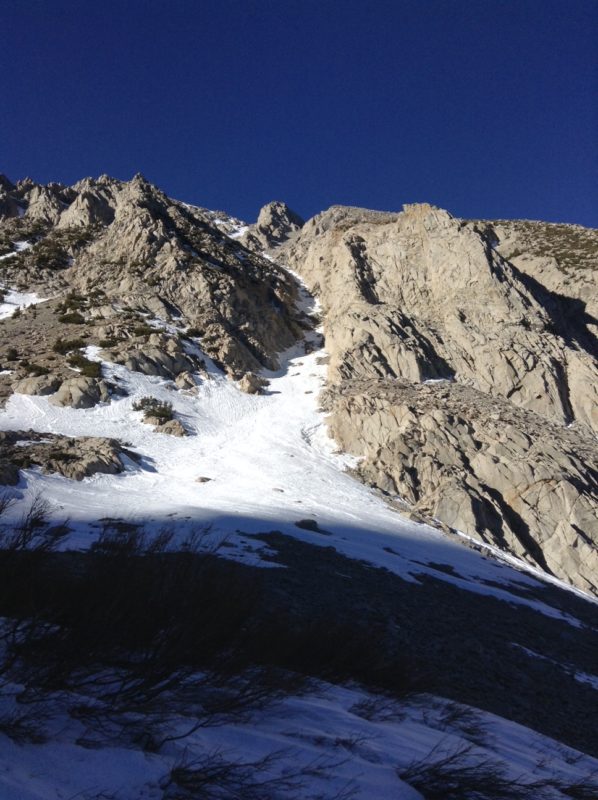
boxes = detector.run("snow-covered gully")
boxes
[0,285,589,618]
[0,276,597,799]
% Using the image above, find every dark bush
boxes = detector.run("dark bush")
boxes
[67,352,102,378]
[398,743,558,799]
[53,337,86,354]
[58,312,85,324]
[0,497,416,756]
[295,518,326,533]
[133,396,174,422]
[185,326,204,338]
[0,517,413,728]
[58,292,87,311]
[132,323,155,337]
[19,361,50,376]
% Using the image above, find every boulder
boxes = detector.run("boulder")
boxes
[154,419,186,437]
[50,377,109,409]
[175,371,196,390]
[238,372,269,395]
[0,430,127,483]
[13,374,61,396]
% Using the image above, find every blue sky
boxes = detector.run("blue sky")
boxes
[1,0,596,225]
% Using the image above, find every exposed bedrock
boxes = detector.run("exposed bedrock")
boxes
[282,203,598,593]
[0,175,305,378]
[324,380,598,595]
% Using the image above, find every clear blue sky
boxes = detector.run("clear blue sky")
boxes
[1,0,596,225]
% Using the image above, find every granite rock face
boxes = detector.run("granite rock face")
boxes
[325,379,598,596]
[283,204,597,432]
[282,203,598,593]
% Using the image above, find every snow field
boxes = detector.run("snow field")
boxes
[0,678,596,800]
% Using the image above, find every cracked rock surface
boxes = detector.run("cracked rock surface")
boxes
[281,203,598,593]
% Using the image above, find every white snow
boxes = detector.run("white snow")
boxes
[227,224,249,239]
[0,679,595,800]
[574,669,598,691]
[14,240,32,252]
[0,241,32,261]
[0,288,44,319]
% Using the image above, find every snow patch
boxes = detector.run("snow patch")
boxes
[0,289,45,320]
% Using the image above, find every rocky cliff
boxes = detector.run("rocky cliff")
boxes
[280,203,598,594]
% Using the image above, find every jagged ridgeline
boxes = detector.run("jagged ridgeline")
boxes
[0,173,305,384]
[0,174,597,597]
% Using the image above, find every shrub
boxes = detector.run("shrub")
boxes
[58,312,85,324]
[19,361,50,377]
[55,293,87,316]
[67,352,101,379]
[132,396,174,422]
[31,239,69,270]
[185,326,204,338]
[62,291,86,307]
[88,288,106,303]
[0,498,418,756]
[0,710,47,745]
[398,743,551,800]
[132,324,155,337]
[5,347,18,361]
[162,750,336,800]
[295,518,326,533]
[53,337,86,354]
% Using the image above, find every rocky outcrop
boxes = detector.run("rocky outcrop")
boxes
[152,419,186,437]
[0,430,128,482]
[241,201,304,251]
[283,204,598,432]
[0,174,304,379]
[325,379,598,595]
[108,333,197,381]
[50,376,110,409]
[282,203,598,593]
[13,374,62,396]
[238,372,269,394]
[2,176,597,594]
[480,218,598,319]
